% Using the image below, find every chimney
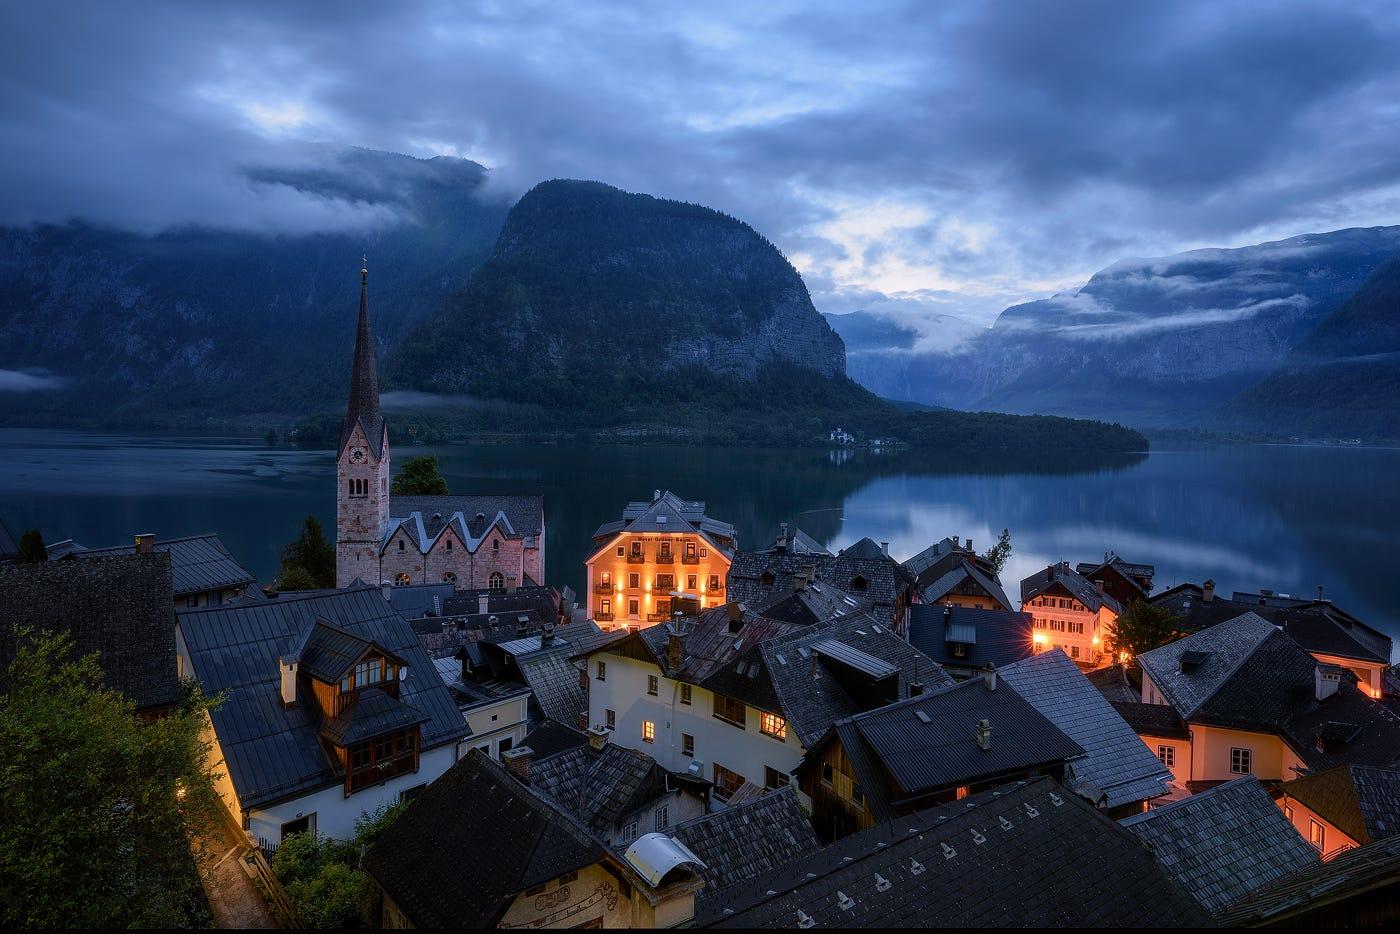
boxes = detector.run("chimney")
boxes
[727,602,745,634]
[134,533,156,555]
[667,622,687,673]
[952,536,960,548]
[909,658,924,697]
[1315,666,1341,702]
[278,656,298,707]
[507,576,519,594]
[1202,580,1215,604]
[1047,563,1057,580]
[502,745,534,784]
[654,489,662,501]
[478,593,490,614]
[587,725,611,751]
[776,522,789,549]
[540,624,555,649]
[1317,584,1325,602]
[982,663,997,692]
[880,541,889,557]
[965,539,973,554]
[975,719,992,751]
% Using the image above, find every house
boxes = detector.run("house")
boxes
[1075,551,1155,606]
[727,548,917,636]
[363,750,705,928]
[1121,777,1320,917]
[335,263,544,590]
[701,777,1212,928]
[514,727,710,849]
[1152,581,1393,698]
[795,666,1083,841]
[904,535,1015,611]
[581,606,949,802]
[431,654,530,762]
[1000,649,1173,815]
[759,521,831,556]
[1277,764,1400,857]
[60,532,255,608]
[1020,561,1123,667]
[0,553,181,718]
[1215,835,1400,928]
[440,582,574,626]
[1109,700,1194,795]
[907,604,1035,679]
[671,787,819,918]
[1136,612,1400,790]
[586,490,737,630]
[176,584,468,849]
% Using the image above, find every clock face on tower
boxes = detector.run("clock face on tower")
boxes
[351,448,366,464]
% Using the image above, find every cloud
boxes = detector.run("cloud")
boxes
[0,368,66,392]
[3,1,1400,321]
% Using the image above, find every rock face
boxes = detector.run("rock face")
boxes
[390,180,846,402]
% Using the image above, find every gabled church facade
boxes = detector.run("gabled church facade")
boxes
[335,262,545,590]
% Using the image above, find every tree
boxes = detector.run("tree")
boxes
[0,630,220,928]
[391,455,450,495]
[279,515,336,589]
[271,800,406,928]
[1109,601,1184,663]
[982,528,1012,574]
[15,528,46,563]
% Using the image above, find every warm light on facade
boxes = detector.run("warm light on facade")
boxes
[1032,632,1047,645]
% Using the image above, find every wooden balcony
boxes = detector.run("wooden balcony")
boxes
[656,553,676,564]
[681,554,699,565]
[346,751,417,794]
[595,612,615,622]
[626,552,646,564]
[594,582,614,594]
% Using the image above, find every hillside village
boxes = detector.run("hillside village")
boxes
[3,268,1399,929]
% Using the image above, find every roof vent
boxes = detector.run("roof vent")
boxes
[836,891,855,910]
[940,842,956,859]
[971,828,986,845]
[908,858,925,876]
[796,910,815,929]
[874,873,891,893]
[975,719,992,751]
[1179,649,1210,671]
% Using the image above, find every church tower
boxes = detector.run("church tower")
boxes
[335,259,390,587]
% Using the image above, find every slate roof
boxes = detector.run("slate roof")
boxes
[907,605,1035,672]
[1214,834,1400,927]
[839,537,890,560]
[383,494,544,556]
[673,787,819,911]
[1138,612,1279,718]
[1076,555,1153,596]
[0,554,181,712]
[728,551,914,615]
[1001,649,1172,808]
[531,742,672,834]
[68,532,256,598]
[440,584,562,622]
[1111,701,1191,739]
[178,585,467,809]
[364,750,607,929]
[340,265,386,454]
[1121,776,1319,914]
[628,604,809,686]
[320,685,429,746]
[498,621,621,726]
[590,490,737,556]
[1282,764,1400,846]
[813,674,1083,822]
[1019,562,1122,614]
[298,619,387,683]
[383,582,457,620]
[901,537,998,588]
[761,523,830,556]
[1085,663,1141,704]
[523,719,590,759]
[704,777,1211,928]
[918,561,1015,612]
[751,580,869,627]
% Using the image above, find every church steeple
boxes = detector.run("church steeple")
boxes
[340,256,385,454]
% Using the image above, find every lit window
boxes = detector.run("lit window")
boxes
[642,720,655,743]
[395,572,411,586]
[1230,747,1252,775]
[1309,819,1325,851]
[1157,745,1175,768]
[760,711,787,740]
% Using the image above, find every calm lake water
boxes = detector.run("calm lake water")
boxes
[2,429,1397,658]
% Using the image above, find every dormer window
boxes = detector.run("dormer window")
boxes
[851,575,869,591]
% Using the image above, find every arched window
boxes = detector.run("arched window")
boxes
[398,540,405,551]
[489,571,505,591]
[446,538,453,550]
[395,573,411,587]
[442,571,457,584]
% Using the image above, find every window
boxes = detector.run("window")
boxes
[699,548,708,558]
[656,804,670,830]
[628,599,639,617]
[398,539,405,551]
[617,546,625,557]
[1284,804,1294,821]
[596,661,607,681]
[821,763,834,786]
[395,572,411,586]
[445,538,453,550]
[680,684,692,705]
[498,736,513,755]
[489,571,505,590]
[686,542,696,557]
[952,642,967,658]
[628,572,640,588]
[1157,745,1175,768]
[764,766,789,790]
[1230,747,1252,775]
[760,711,787,740]
[647,675,659,696]
[601,572,611,586]
[492,539,500,552]
[682,733,695,757]
[1070,645,1081,659]
[851,784,866,811]
[656,574,675,591]
[280,813,315,841]
[631,542,643,557]
[355,659,383,686]
[851,575,869,591]
[600,599,611,617]
[622,820,639,845]
[687,575,697,590]
[442,571,456,583]
[660,541,672,557]
[642,720,655,743]
[606,709,616,730]
[709,574,720,591]
[1309,819,1325,851]
[713,763,745,800]
[714,695,746,728]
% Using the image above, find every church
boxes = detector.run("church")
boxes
[335,262,545,590]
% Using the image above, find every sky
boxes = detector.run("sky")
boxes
[6,0,1400,331]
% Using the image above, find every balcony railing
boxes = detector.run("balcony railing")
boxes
[646,612,672,622]
[627,552,646,564]
[594,582,614,594]
[656,553,675,564]
[347,753,417,794]
[595,612,615,622]
[681,554,699,565]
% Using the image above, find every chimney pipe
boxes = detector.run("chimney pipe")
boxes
[880,541,889,557]
[1315,666,1341,702]
[502,745,534,784]
[944,606,953,631]
[479,593,489,615]
[540,624,555,648]
[1317,584,1325,602]
[135,533,156,556]
[975,719,992,751]
[667,622,687,673]
[279,656,298,707]
[982,663,997,692]
[965,539,973,554]
[1202,580,1215,604]
[587,725,610,751]
[952,536,960,548]
[507,576,518,594]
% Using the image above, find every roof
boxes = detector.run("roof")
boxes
[0,554,181,711]
[728,551,914,613]
[178,585,467,809]
[907,605,1035,671]
[761,523,830,556]
[625,604,809,686]
[383,582,457,620]
[1075,555,1153,596]
[673,787,819,910]
[505,621,621,726]
[297,618,387,683]
[591,490,736,556]
[1121,776,1320,914]
[918,561,1015,612]
[815,674,1083,822]
[340,265,385,454]
[440,584,560,621]
[1215,834,1400,927]
[531,742,672,833]
[839,537,890,560]
[1001,650,1172,808]
[704,777,1211,928]
[385,494,545,552]
[364,751,607,929]
[1085,663,1141,704]
[320,685,430,746]
[1282,764,1400,845]
[522,719,590,759]
[1019,562,1122,615]
[1111,701,1191,739]
[67,532,255,598]
[751,580,870,627]
[1138,612,1279,719]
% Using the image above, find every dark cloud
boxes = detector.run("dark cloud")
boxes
[4,0,1400,324]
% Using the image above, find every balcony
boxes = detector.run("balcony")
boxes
[646,612,673,623]
[346,752,417,794]
[656,552,676,564]
[626,552,646,564]
[594,582,614,594]
[681,554,699,565]
[595,612,615,622]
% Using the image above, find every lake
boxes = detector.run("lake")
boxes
[2,428,1397,659]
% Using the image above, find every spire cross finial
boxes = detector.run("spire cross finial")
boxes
[361,254,368,283]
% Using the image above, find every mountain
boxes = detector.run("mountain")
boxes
[839,226,1400,430]
[0,148,510,423]
[825,310,982,406]
[1221,256,1400,438]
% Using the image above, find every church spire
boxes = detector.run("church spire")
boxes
[340,257,384,453]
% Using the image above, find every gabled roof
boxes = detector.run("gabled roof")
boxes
[178,585,467,809]
[297,618,404,684]
[907,605,1035,671]
[523,719,590,760]
[384,494,545,552]
[502,620,622,726]
[751,580,869,627]
[364,751,607,929]
[813,674,1083,822]
[383,582,457,620]
[839,537,889,560]
[531,742,673,833]
[1075,554,1153,595]
[727,551,914,612]
[704,778,1211,928]
[1138,612,1278,718]
[673,787,819,912]
[1019,562,1122,614]
[1001,649,1172,808]
[1282,764,1400,846]
[0,554,180,712]
[591,490,736,555]
[67,532,255,598]
[622,605,808,686]
[1215,835,1400,927]
[320,685,429,747]
[761,523,829,556]
[1121,776,1319,914]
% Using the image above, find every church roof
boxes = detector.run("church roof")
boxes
[340,262,385,455]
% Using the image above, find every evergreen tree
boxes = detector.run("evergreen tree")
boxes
[16,528,46,563]
[1109,601,1184,663]
[391,455,450,495]
[982,528,1012,574]
[279,515,336,589]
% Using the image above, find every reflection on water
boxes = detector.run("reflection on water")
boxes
[1,429,1396,654]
